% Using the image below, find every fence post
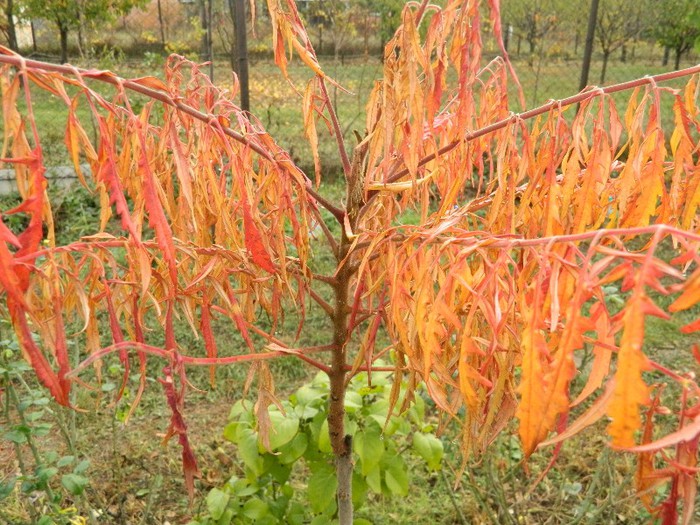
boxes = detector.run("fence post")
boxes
[232,0,250,112]
[579,0,600,92]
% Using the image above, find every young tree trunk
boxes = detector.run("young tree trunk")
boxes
[662,46,670,66]
[59,23,69,64]
[600,50,610,84]
[30,20,37,52]
[157,0,167,49]
[329,243,352,525]
[5,0,18,51]
[674,47,682,70]
[199,0,209,61]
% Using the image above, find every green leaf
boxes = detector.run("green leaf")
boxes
[217,507,235,525]
[238,428,263,476]
[61,473,89,496]
[354,424,384,475]
[353,520,373,525]
[206,488,230,520]
[242,497,269,520]
[265,411,299,450]
[265,456,292,484]
[383,455,408,496]
[24,410,45,422]
[3,429,27,444]
[365,464,381,494]
[295,384,324,406]
[286,502,306,525]
[0,477,16,500]
[37,466,59,483]
[278,432,308,465]
[344,391,363,411]
[222,421,241,443]
[57,455,75,468]
[318,419,332,453]
[74,459,90,474]
[412,432,444,471]
[33,423,53,437]
[351,471,368,508]
[295,404,319,419]
[307,463,337,514]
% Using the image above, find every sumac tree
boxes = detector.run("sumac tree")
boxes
[1,0,699,523]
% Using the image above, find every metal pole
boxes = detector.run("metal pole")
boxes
[579,0,600,92]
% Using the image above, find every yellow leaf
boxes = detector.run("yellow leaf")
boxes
[607,293,650,448]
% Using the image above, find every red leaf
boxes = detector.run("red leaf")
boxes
[242,196,276,273]
[160,366,201,501]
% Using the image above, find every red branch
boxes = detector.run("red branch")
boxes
[0,49,344,221]
[381,64,700,187]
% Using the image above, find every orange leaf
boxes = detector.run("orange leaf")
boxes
[516,301,550,455]
[670,267,700,313]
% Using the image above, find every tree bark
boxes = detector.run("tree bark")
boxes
[30,20,37,52]
[59,23,69,64]
[329,250,352,525]
[674,47,682,71]
[5,0,18,51]
[662,46,670,67]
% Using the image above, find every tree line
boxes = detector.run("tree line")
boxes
[2,0,698,76]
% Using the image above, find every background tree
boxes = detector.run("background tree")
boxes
[653,0,700,70]
[1,1,700,524]
[502,0,562,59]
[2,0,19,51]
[595,0,650,83]
[24,0,145,62]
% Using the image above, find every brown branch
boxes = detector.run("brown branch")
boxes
[311,206,340,257]
[311,273,338,286]
[309,287,335,317]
